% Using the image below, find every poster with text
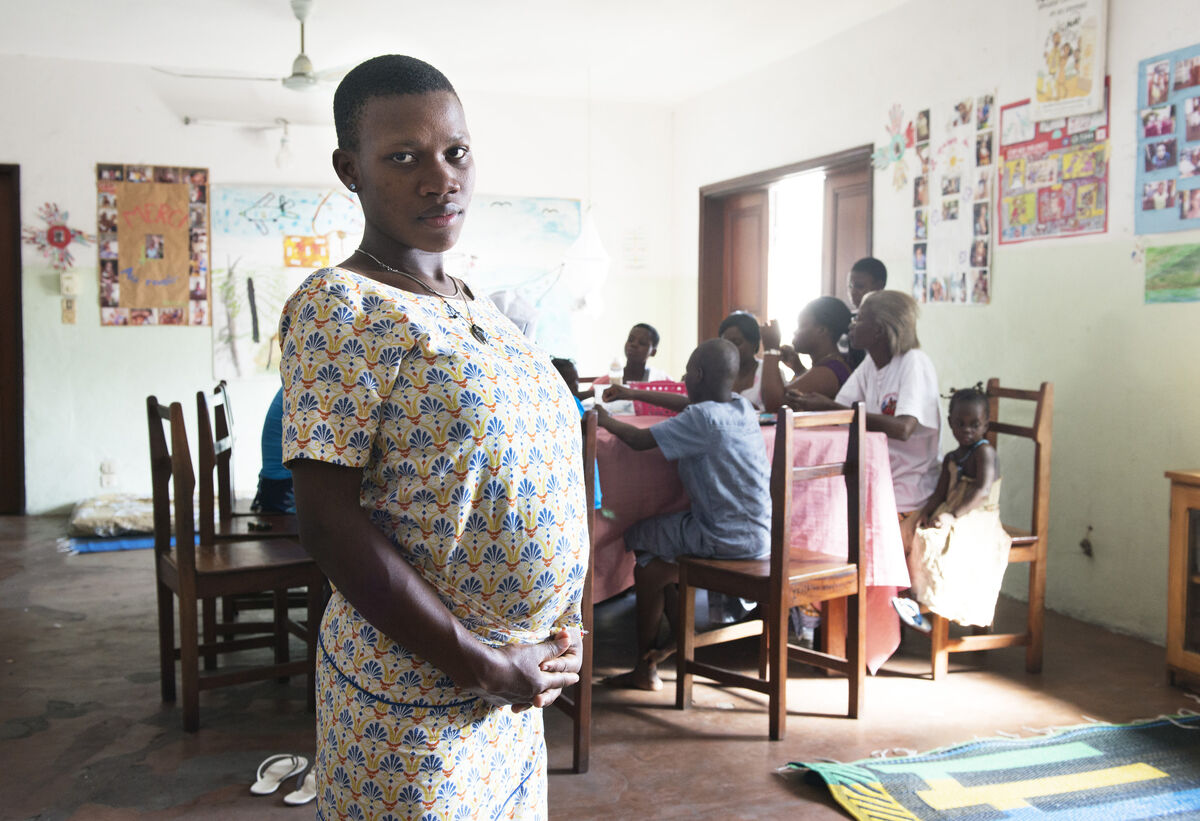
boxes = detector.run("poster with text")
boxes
[910,92,996,306]
[96,164,209,326]
[1031,0,1107,121]
[1134,41,1200,235]
[997,82,1109,245]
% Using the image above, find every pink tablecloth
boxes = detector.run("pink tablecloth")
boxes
[593,416,910,672]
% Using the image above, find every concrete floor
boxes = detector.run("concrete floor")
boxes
[1,514,1192,820]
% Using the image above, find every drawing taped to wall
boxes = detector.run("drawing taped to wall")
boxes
[1135,41,1200,235]
[22,202,93,272]
[95,164,209,326]
[1032,0,1107,121]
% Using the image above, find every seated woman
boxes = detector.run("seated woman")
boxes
[789,290,941,549]
[586,322,671,399]
[760,296,854,411]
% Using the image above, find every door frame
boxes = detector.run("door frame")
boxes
[697,144,873,343]
[0,165,24,514]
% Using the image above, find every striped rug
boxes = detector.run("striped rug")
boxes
[791,714,1200,820]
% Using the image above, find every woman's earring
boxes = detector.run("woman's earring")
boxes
[349,183,357,191]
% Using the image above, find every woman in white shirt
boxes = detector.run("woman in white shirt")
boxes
[789,290,941,548]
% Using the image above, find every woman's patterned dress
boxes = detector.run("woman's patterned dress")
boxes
[280,268,587,820]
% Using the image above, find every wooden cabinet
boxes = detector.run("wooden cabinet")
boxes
[1166,470,1200,686]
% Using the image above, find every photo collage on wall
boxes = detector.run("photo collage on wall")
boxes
[96,163,210,326]
[1134,42,1200,234]
[997,80,1109,245]
[910,92,996,306]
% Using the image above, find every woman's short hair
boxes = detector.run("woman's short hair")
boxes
[334,55,457,151]
[717,311,760,349]
[862,290,920,354]
[802,296,852,342]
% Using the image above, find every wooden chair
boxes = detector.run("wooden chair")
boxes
[675,405,866,741]
[552,409,597,773]
[147,396,325,732]
[928,380,1054,679]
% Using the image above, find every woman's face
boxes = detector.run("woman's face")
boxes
[624,326,656,366]
[791,309,827,354]
[847,303,882,351]
[336,91,475,253]
[720,325,757,366]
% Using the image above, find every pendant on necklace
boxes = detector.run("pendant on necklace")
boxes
[444,303,460,319]
[470,323,489,344]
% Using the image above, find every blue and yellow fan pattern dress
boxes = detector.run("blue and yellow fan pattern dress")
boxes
[279,267,588,821]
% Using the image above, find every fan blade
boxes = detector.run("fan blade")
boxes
[153,66,281,83]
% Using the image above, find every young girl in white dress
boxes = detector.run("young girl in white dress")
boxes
[894,385,1012,630]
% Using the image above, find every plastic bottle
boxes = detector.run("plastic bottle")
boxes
[608,357,623,387]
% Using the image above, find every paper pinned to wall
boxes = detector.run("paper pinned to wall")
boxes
[96,164,209,327]
[1031,0,1107,121]
[909,92,996,306]
[1134,41,1200,235]
[1145,243,1200,303]
[997,81,1109,245]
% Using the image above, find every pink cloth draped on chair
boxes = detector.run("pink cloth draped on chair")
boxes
[592,415,910,673]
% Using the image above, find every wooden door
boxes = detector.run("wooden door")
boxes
[698,188,768,340]
[821,162,873,298]
[0,166,24,514]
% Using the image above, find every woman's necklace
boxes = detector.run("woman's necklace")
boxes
[356,248,489,345]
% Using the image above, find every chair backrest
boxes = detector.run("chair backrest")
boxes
[200,381,237,522]
[146,396,197,576]
[985,379,1054,542]
[769,404,866,592]
[629,380,689,417]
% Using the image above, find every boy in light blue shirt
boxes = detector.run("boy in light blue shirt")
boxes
[596,337,770,691]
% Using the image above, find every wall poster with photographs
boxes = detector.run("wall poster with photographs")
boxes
[1031,0,1107,122]
[1134,42,1200,235]
[909,92,996,307]
[210,185,365,380]
[997,80,1109,245]
[96,163,209,326]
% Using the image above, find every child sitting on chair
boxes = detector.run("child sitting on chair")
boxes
[893,385,1012,632]
[595,338,771,691]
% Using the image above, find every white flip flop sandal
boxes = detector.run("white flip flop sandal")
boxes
[283,766,318,806]
[250,754,308,795]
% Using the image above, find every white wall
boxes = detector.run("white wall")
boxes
[667,0,1200,642]
[2,55,673,514]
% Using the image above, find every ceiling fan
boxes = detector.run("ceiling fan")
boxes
[154,0,345,92]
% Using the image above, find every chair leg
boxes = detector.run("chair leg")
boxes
[573,626,593,774]
[201,596,218,670]
[1026,557,1046,674]
[821,598,847,676]
[274,589,290,682]
[156,580,176,703]
[848,593,865,719]
[178,595,200,732]
[675,571,695,711]
[930,614,950,680]
[758,618,769,680]
[768,599,788,741]
[221,595,236,640]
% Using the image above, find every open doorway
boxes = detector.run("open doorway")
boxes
[697,145,872,344]
[0,165,24,514]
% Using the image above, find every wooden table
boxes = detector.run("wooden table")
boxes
[592,415,910,673]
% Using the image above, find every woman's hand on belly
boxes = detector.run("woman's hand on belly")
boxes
[472,627,582,711]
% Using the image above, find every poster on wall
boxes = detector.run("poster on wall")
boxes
[1145,243,1200,303]
[1134,41,1200,235]
[210,189,586,380]
[447,195,585,357]
[997,81,1109,245]
[1031,0,1107,121]
[96,164,209,326]
[210,185,364,379]
[909,92,996,306]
